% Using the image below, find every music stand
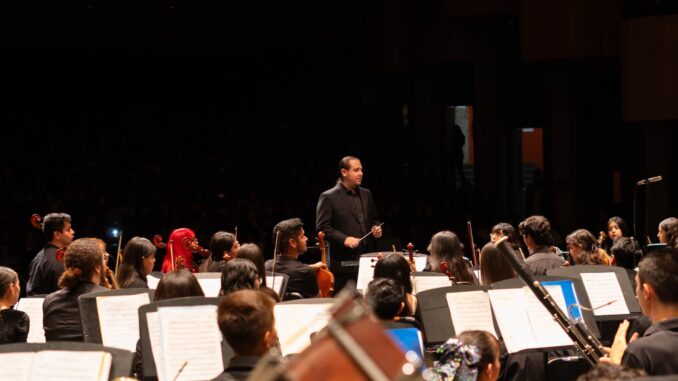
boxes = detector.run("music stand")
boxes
[194,272,222,297]
[78,288,154,344]
[138,296,233,380]
[0,342,134,380]
[265,271,289,297]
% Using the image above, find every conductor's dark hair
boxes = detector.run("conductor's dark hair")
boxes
[217,289,275,355]
[42,213,72,242]
[273,218,303,255]
[610,237,642,270]
[153,269,204,301]
[209,231,237,260]
[373,253,412,294]
[339,156,360,172]
[519,215,552,246]
[638,247,678,304]
[365,278,404,320]
[220,258,260,295]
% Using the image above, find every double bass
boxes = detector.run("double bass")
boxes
[316,232,335,297]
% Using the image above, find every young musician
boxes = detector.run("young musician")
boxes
[220,258,260,295]
[116,237,156,288]
[201,231,239,272]
[430,330,501,381]
[657,217,678,248]
[479,243,515,286]
[373,253,416,316]
[364,278,405,321]
[27,213,75,295]
[565,229,611,265]
[427,231,475,284]
[0,266,29,344]
[519,215,565,275]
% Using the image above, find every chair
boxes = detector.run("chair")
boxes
[266,271,289,297]
[0,342,134,380]
[546,356,591,381]
[78,288,154,344]
[138,296,233,380]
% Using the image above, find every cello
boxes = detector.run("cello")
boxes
[316,232,335,297]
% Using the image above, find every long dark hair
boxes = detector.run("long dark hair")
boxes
[373,253,412,294]
[479,243,515,285]
[428,231,474,284]
[154,269,204,301]
[116,237,155,288]
[235,243,267,287]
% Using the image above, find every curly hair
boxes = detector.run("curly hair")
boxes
[58,238,104,289]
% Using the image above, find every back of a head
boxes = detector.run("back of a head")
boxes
[660,217,678,248]
[221,258,260,295]
[431,330,500,381]
[42,213,71,242]
[217,289,275,356]
[479,243,515,286]
[576,363,646,381]
[428,231,474,284]
[59,238,103,289]
[457,330,500,373]
[373,253,412,294]
[638,247,678,305]
[611,237,642,269]
[209,231,236,260]
[519,215,552,246]
[236,243,266,287]
[273,218,303,254]
[0,266,18,297]
[154,269,205,302]
[365,278,404,321]
[118,237,155,285]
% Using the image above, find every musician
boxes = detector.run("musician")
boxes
[43,238,107,341]
[657,217,678,248]
[490,222,523,256]
[479,243,515,286]
[364,278,405,321]
[220,258,260,295]
[426,231,476,284]
[160,228,199,273]
[373,253,416,316]
[430,330,501,381]
[518,215,565,275]
[608,247,678,375]
[565,229,612,265]
[26,213,75,295]
[116,237,156,289]
[316,156,382,292]
[265,218,325,299]
[201,231,239,273]
[607,216,629,242]
[212,290,278,381]
[0,266,29,344]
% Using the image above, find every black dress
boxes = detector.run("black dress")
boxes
[0,309,30,344]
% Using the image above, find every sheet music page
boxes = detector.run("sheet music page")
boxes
[543,284,569,316]
[29,351,111,381]
[197,278,222,297]
[146,312,167,381]
[266,275,284,295]
[96,293,150,352]
[581,272,630,315]
[275,303,333,356]
[414,255,428,271]
[446,291,498,338]
[488,288,536,353]
[356,256,377,292]
[147,275,161,290]
[522,287,573,349]
[0,352,34,381]
[158,305,223,381]
[412,275,450,295]
[15,298,46,343]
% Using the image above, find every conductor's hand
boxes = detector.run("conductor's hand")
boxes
[309,262,327,271]
[344,237,361,249]
[372,225,383,239]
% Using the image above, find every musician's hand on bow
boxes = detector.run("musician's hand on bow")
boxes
[372,224,383,239]
[309,261,327,271]
[344,237,361,249]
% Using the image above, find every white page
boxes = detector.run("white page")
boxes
[446,291,498,338]
[543,284,569,316]
[581,272,630,315]
[197,278,222,297]
[413,255,428,271]
[522,287,573,348]
[96,293,150,352]
[147,275,161,290]
[412,275,450,295]
[266,275,285,296]
[488,288,537,353]
[0,352,34,381]
[15,298,46,343]
[29,351,111,381]
[146,312,167,381]
[356,257,378,292]
[158,305,223,381]
[275,303,333,356]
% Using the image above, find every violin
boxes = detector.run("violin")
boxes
[182,236,211,258]
[31,214,43,230]
[316,232,335,298]
[153,235,181,271]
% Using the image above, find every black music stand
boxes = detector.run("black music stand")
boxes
[138,296,233,381]
[0,342,134,380]
[415,284,499,347]
[78,288,154,344]
[265,271,289,298]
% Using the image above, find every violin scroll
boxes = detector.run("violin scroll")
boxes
[31,214,43,230]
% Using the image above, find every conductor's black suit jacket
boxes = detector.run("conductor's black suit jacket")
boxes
[316,183,379,275]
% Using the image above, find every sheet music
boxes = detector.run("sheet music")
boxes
[275,302,333,356]
[147,274,161,290]
[96,293,150,352]
[158,305,223,381]
[522,287,573,348]
[15,298,46,343]
[581,272,630,315]
[0,352,34,381]
[446,291,497,338]
[266,275,285,295]
[412,275,450,295]
[197,278,222,297]
[488,288,536,353]
[357,254,428,292]
[29,351,111,381]
[413,256,428,271]
[146,312,167,381]
[543,284,569,316]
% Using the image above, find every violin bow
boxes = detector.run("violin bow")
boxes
[169,239,175,272]
[114,230,123,275]
[271,231,280,290]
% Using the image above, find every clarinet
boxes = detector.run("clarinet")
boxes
[494,237,606,365]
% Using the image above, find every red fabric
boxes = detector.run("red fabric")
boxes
[161,228,197,273]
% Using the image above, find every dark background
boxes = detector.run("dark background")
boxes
[1,0,677,284]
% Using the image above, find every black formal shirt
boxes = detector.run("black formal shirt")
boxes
[524,247,565,276]
[211,356,261,381]
[27,244,64,296]
[43,282,108,341]
[265,256,318,298]
[622,317,678,375]
[120,274,149,289]
[0,309,30,344]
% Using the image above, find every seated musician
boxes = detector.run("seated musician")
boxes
[479,243,515,286]
[364,278,405,322]
[116,237,156,289]
[607,247,678,375]
[565,229,612,265]
[212,290,278,381]
[519,216,565,275]
[429,330,501,381]
[264,218,325,299]
[426,231,476,284]
[0,266,29,344]
[373,253,416,316]
[220,258,260,295]
[201,231,239,272]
